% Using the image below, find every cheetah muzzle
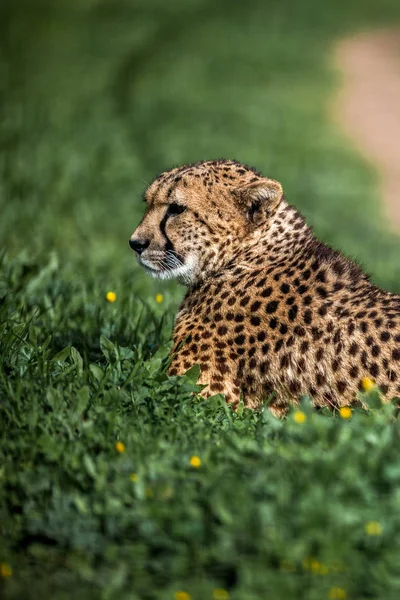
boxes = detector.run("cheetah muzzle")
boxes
[130,159,400,415]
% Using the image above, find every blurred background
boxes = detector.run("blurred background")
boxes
[2,3,400,598]
[1,0,400,293]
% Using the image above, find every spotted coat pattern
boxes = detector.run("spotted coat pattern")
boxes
[130,160,400,414]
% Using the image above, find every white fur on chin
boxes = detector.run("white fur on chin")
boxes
[140,255,197,286]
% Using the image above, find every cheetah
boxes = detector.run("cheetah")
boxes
[129,159,400,414]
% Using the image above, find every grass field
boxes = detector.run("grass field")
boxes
[1,1,400,598]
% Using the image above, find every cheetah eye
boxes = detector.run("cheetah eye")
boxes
[166,203,186,216]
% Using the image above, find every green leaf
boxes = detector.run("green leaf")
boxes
[73,494,89,514]
[100,336,117,362]
[75,386,90,414]
[363,390,383,409]
[146,357,162,376]
[41,335,52,350]
[71,346,83,375]
[89,363,104,383]
[51,346,71,363]
[152,341,173,362]
[83,454,96,479]
[183,363,201,384]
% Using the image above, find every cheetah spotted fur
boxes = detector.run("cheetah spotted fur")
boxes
[130,159,400,414]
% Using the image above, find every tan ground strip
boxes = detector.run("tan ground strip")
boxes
[335,29,400,229]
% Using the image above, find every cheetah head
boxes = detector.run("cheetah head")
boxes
[129,159,283,285]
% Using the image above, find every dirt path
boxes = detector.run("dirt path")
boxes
[335,29,400,229]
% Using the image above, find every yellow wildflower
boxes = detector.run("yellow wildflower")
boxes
[328,588,346,600]
[339,406,352,419]
[190,455,201,468]
[130,473,137,482]
[106,291,117,303]
[213,589,230,600]
[175,592,191,600]
[365,521,383,536]
[361,377,375,392]
[0,563,12,578]
[155,293,164,303]
[310,560,328,575]
[115,441,125,453]
[293,410,306,424]
[302,557,328,574]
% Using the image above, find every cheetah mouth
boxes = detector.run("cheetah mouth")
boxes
[138,253,196,285]
[138,257,171,275]
[138,251,186,275]
[136,261,162,277]
[138,258,181,281]
[141,263,164,275]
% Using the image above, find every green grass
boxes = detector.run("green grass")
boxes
[1,0,400,598]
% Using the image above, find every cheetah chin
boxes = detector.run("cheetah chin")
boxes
[129,159,400,415]
[140,254,197,285]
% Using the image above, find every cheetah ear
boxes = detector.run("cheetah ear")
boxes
[233,179,283,224]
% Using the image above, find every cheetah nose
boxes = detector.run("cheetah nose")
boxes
[129,238,150,254]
